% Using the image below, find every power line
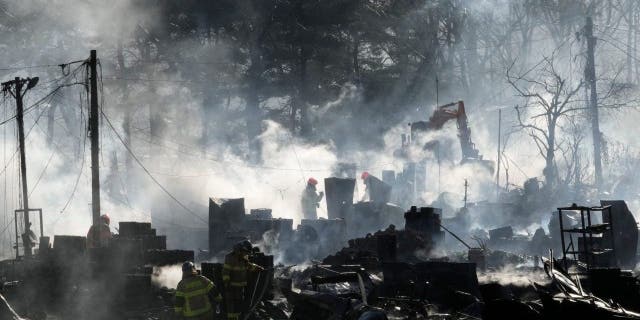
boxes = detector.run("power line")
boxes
[129,131,332,172]
[59,132,86,214]
[0,81,83,127]
[0,63,61,71]
[597,35,640,64]
[28,149,55,198]
[101,110,207,223]
[102,76,194,84]
[130,129,392,173]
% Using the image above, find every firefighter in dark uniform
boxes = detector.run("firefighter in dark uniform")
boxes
[174,261,222,319]
[222,241,264,320]
[86,214,112,248]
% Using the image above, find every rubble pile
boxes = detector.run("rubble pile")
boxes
[0,221,192,319]
[3,190,640,320]
[239,201,640,320]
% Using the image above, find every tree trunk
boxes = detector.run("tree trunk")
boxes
[245,89,262,164]
[627,1,634,83]
[544,117,557,191]
[298,45,311,137]
[352,36,360,84]
[201,90,215,152]
[246,45,263,164]
[116,38,132,180]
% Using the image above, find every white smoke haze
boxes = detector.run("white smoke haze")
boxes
[0,0,640,261]
[477,264,549,287]
[152,264,182,289]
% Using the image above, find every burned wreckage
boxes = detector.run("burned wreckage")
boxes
[0,46,637,320]
[203,181,640,320]
[0,79,639,320]
[3,172,640,319]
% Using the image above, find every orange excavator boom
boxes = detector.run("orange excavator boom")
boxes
[411,100,481,161]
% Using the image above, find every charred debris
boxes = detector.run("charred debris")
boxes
[3,172,640,319]
[0,31,637,318]
[0,64,637,318]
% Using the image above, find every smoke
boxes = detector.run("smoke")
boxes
[0,0,639,261]
[477,264,549,287]
[152,264,183,289]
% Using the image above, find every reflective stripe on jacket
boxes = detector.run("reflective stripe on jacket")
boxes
[222,251,260,287]
[175,275,215,317]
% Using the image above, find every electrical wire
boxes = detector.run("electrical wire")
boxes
[101,76,195,84]
[0,85,65,126]
[129,131,332,172]
[0,90,59,180]
[27,149,55,199]
[59,129,87,214]
[58,74,90,215]
[597,35,640,64]
[0,63,61,71]
[101,110,207,223]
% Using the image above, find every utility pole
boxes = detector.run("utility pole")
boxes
[89,50,101,226]
[585,17,603,193]
[2,77,39,257]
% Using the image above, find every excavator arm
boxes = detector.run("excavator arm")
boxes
[411,101,481,161]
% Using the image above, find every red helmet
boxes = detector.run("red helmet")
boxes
[100,214,110,225]
[307,177,318,186]
[361,172,370,180]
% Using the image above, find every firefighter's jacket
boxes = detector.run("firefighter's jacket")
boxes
[86,223,112,248]
[174,274,221,318]
[301,185,323,220]
[222,251,261,288]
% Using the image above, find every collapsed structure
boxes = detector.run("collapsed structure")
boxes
[0,67,637,319]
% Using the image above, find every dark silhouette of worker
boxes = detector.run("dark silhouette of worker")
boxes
[360,172,391,203]
[87,214,112,248]
[301,178,324,220]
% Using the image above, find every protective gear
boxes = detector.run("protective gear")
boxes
[301,183,324,220]
[222,246,264,320]
[174,273,222,319]
[182,261,196,273]
[307,177,318,186]
[87,217,112,248]
[361,172,370,180]
[233,240,252,253]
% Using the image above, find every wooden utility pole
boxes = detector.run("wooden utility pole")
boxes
[585,17,603,192]
[1,77,38,256]
[89,50,101,225]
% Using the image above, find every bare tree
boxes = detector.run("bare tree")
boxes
[507,56,584,192]
[557,117,590,195]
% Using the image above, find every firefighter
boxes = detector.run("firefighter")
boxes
[222,241,264,320]
[21,222,37,252]
[86,214,112,248]
[361,171,371,201]
[301,177,324,220]
[174,261,222,319]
